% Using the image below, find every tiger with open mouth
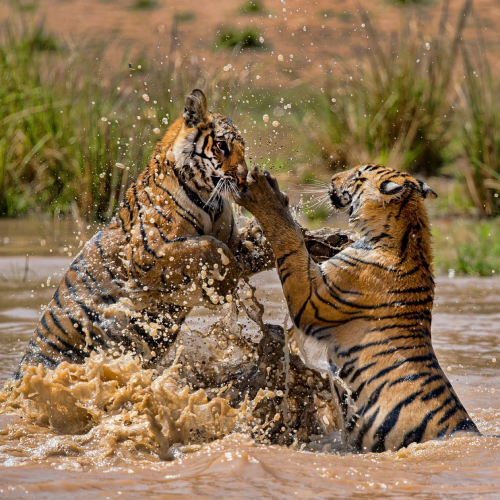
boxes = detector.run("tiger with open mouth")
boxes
[15,89,272,377]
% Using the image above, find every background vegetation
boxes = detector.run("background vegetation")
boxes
[1,0,500,275]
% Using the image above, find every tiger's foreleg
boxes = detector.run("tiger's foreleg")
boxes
[235,168,348,372]
[128,234,242,308]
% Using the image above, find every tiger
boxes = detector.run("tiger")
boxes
[14,89,272,378]
[235,164,479,453]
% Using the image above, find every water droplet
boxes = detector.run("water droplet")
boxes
[272,121,279,127]
[278,54,284,61]
[263,114,269,123]
[259,36,264,43]
[115,162,125,169]
[142,93,150,102]
[100,117,107,122]
[153,127,161,134]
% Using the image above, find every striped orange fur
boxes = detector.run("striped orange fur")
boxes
[15,90,271,377]
[236,164,479,452]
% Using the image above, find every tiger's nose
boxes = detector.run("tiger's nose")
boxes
[236,163,248,186]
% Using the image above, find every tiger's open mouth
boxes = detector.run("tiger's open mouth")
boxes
[212,175,222,188]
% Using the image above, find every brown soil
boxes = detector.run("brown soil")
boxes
[2,0,500,84]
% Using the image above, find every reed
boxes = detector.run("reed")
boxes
[303,0,471,174]
[457,13,500,216]
[0,18,249,220]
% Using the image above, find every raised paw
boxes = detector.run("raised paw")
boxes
[235,165,289,216]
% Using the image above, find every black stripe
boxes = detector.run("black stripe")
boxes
[336,334,426,358]
[371,389,424,453]
[276,249,298,269]
[400,224,413,255]
[153,171,204,234]
[48,308,69,337]
[388,372,432,388]
[94,231,117,281]
[387,286,431,294]
[349,362,377,384]
[139,217,161,259]
[333,253,389,271]
[143,188,172,223]
[292,254,313,327]
[28,340,58,368]
[421,385,446,401]
[154,222,187,245]
[53,285,63,309]
[367,354,436,385]
[451,418,478,434]
[338,358,358,379]
[354,408,379,451]
[64,275,100,323]
[420,373,444,387]
[437,404,459,426]
[358,381,388,418]
[319,266,363,295]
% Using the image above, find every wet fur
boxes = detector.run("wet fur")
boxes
[236,164,479,452]
[16,90,269,377]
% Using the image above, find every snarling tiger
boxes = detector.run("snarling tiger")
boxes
[235,164,479,452]
[15,89,272,378]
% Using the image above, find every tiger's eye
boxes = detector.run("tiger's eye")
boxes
[216,140,229,156]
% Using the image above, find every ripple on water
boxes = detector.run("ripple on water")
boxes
[0,268,499,498]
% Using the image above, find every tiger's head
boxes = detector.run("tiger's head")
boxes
[159,89,247,197]
[329,164,437,230]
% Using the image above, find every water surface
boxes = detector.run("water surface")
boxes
[0,221,499,499]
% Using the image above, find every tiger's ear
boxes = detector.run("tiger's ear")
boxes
[183,89,209,128]
[379,180,405,196]
[418,180,438,200]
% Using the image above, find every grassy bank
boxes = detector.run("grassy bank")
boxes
[2,1,500,275]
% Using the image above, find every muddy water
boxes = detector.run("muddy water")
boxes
[0,223,499,498]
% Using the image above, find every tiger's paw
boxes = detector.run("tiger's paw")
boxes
[235,165,289,217]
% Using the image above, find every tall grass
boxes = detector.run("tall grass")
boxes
[304,0,472,174]
[457,17,500,216]
[0,18,249,221]
[3,0,500,224]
